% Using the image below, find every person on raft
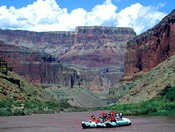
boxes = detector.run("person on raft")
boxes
[89,115,96,122]
[114,111,123,120]
[115,112,120,120]
[88,111,122,123]
[106,114,111,121]
[118,112,123,119]
[101,112,107,122]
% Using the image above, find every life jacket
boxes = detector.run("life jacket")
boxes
[96,118,100,123]
[91,118,96,122]
[111,116,115,122]
[106,118,110,121]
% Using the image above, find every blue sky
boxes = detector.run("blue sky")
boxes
[0,0,174,13]
[0,0,174,34]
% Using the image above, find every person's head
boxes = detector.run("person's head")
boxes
[102,113,105,116]
[111,111,115,116]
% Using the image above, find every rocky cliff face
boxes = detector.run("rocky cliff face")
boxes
[108,9,175,104]
[0,41,82,88]
[0,26,136,91]
[0,56,12,75]
[0,41,122,91]
[0,44,107,107]
[59,26,136,89]
[60,26,136,67]
[0,27,136,68]
[109,54,175,104]
[124,9,175,77]
[0,29,75,57]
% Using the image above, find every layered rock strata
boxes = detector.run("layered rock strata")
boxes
[59,26,136,89]
[124,9,175,76]
[0,42,82,88]
[0,29,75,57]
[108,9,175,104]
[60,26,136,67]
[0,26,136,90]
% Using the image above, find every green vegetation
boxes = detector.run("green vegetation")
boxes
[0,99,88,116]
[100,87,175,116]
[0,57,88,116]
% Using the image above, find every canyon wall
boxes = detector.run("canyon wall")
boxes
[108,9,175,104]
[60,26,136,67]
[0,26,136,91]
[0,42,82,88]
[0,26,136,68]
[124,9,175,77]
[0,29,75,57]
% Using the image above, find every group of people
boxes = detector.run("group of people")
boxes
[89,111,122,123]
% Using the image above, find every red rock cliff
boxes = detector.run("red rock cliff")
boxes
[124,9,175,76]
[60,26,136,67]
[0,41,82,87]
[0,30,75,57]
[0,26,136,90]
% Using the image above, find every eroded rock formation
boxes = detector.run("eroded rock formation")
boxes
[0,30,75,57]
[60,26,136,67]
[124,9,175,76]
[0,26,136,91]
[108,9,175,104]
[59,26,136,89]
[0,41,82,87]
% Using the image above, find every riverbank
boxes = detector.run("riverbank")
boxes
[99,87,175,116]
[1,86,175,116]
[0,99,90,116]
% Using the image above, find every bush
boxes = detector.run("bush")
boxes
[165,87,175,101]
[0,108,13,116]
[102,86,175,116]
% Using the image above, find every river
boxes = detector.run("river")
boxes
[0,111,175,132]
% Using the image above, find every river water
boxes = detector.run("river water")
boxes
[0,111,175,132]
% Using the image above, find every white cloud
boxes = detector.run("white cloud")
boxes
[0,0,167,34]
[116,3,167,34]
[156,3,166,10]
[86,0,117,26]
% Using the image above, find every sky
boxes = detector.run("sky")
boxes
[0,0,174,35]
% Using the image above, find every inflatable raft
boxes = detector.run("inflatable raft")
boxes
[81,118,131,129]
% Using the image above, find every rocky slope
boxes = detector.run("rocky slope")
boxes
[124,9,175,77]
[0,55,107,108]
[0,57,52,102]
[109,54,175,104]
[108,9,175,104]
[57,86,107,108]
[0,58,92,115]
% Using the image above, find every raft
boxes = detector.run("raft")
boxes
[81,118,131,129]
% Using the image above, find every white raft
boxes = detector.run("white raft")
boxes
[81,118,131,129]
